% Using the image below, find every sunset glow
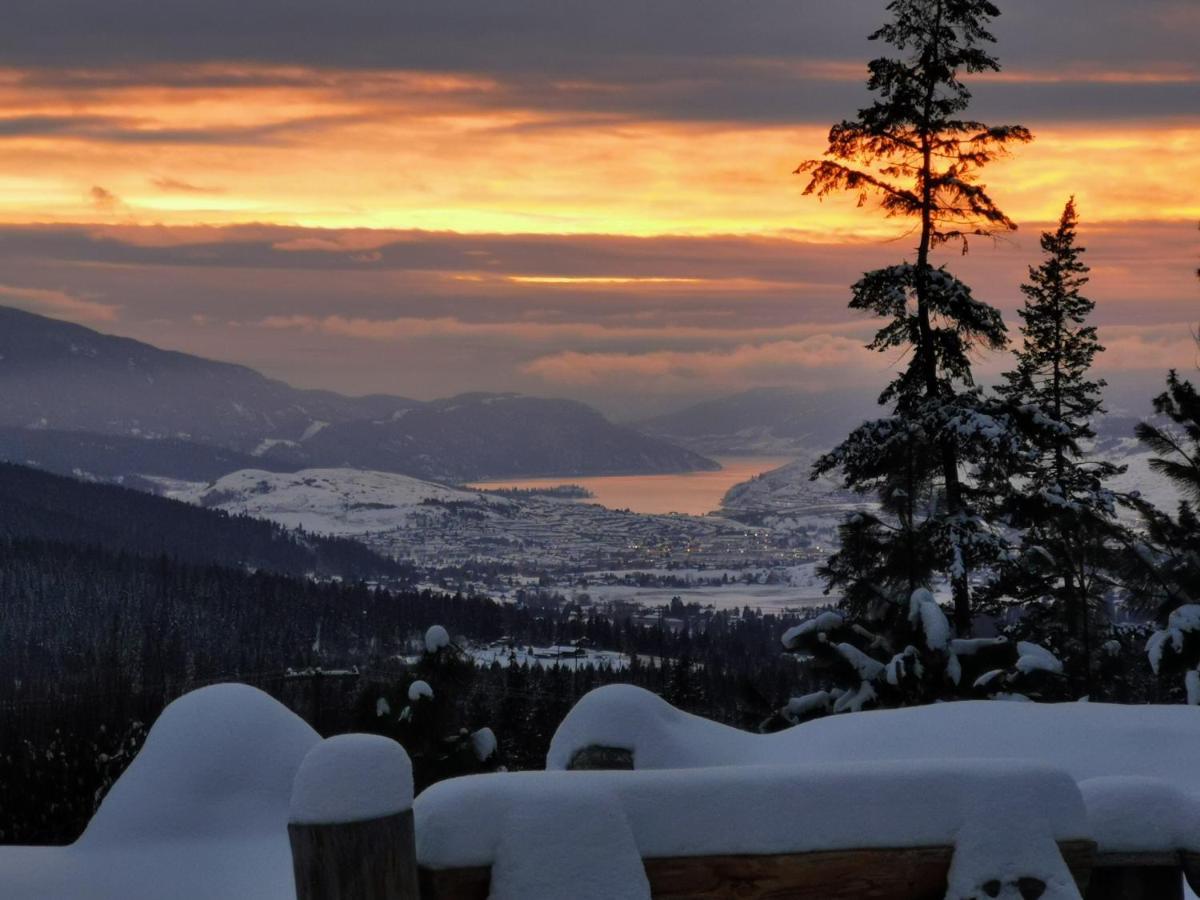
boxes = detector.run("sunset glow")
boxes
[0,1,1195,411]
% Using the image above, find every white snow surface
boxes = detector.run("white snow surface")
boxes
[487,784,650,900]
[408,679,434,701]
[415,761,1086,870]
[180,467,501,536]
[289,734,413,825]
[547,685,1200,854]
[470,727,498,762]
[0,684,319,900]
[425,624,450,653]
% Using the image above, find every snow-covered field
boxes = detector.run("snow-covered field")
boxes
[175,468,512,535]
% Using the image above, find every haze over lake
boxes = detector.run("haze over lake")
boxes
[469,456,794,516]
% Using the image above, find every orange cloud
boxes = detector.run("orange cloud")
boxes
[0,63,1193,237]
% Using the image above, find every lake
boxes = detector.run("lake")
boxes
[467,456,795,516]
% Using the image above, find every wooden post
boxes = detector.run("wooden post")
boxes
[289,733,419,900]
[290,809,420,900]
[1086,853,1183,900]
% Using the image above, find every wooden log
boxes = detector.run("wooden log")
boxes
[1086,852,1183,900]
[290,809,420,900]
[418,839,1095,900]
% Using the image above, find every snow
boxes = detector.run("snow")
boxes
[0,684,318,900]
[467,642,631,671]
[415,761,1087,870]
[289,734,413,825]
[835,641,886,679]
[1078,777,1200,854]
[424,624,450,653]
[408,679,434,701]
[547,685,1200,855]
[486,784,650,900]
[180,467,503,536]
[780,610,844,648]
[1015,641,1064,675]
[945,782,1082,900]
[470,727,498,761]
[910,587,951,651]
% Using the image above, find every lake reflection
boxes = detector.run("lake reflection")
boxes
[467,456,794,516]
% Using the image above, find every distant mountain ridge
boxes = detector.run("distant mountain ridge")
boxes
[0,306,715,482]
[639,387,877,456]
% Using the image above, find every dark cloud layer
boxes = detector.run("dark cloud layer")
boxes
[2,1,1195,124]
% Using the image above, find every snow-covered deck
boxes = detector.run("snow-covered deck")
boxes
[2,683,1198,899]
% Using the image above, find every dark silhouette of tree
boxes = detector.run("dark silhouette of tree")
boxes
[992,199,1124,694]
[799,0,1031,635]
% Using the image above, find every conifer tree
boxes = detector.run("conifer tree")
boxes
[993,199,1123,694]
[798,0,1031,636]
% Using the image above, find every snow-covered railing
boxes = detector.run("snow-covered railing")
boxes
[413,764,1095,899]
[550,685,1200,900]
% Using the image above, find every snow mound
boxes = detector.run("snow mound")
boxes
[548,685,1200,854]
[546,684,761,770]
[290,734,413,825]
[416,762,1086,871]
[0,684,319,900]
[83,682,319,845]
[487,784,650,900]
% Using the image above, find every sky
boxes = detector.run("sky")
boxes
[0,0,1196,417]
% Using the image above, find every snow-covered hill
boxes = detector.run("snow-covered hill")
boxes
[179,468,513,536]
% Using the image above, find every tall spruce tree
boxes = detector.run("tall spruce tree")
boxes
[993,199,1123,695]
[798,0,1031,636]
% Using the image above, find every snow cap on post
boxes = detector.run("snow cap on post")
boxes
[290,733,413,826]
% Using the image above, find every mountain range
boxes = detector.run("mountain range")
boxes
[0,306,715,484]
[638,386,878,456]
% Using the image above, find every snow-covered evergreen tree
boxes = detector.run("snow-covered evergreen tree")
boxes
[991,199,1124,695]
[1125,372,1200,700]
[798,0,1031,637]
[779,588,1066,721]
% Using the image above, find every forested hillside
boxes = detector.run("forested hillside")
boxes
[0,536,811,843]
[0,463,400,579]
